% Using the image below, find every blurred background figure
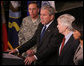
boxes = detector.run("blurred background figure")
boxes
[72,20,83,65]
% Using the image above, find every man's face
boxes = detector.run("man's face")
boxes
[57,19,67,34]
[28,4,39,18]
[40,9,53,25]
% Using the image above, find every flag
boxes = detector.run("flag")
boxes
[8,1,21,49]
[1,1,8,51]
[41,1,56,12]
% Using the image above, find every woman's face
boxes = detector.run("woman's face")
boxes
[73,30,81,40]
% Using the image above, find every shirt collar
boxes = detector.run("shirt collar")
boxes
[65,31,73,38]
[65,31,73,44]
[31,15,40,23]
[45,20,53,29]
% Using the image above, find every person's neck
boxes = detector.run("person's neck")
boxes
[63,30,71,36]
[31,15,39,21]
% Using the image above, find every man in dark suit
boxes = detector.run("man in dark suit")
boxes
[57,14,79,65]
[9,5,63,65]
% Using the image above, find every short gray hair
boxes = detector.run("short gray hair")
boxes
[57,14,75,31]
[41,5,55,15]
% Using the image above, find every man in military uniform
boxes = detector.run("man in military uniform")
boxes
[18,1,40,57]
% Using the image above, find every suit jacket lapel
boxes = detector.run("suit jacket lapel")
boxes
[41,28,51,43]
[60,35,74,56]
[74,45,83,59]
[40,21,56,44]
[37,23,43,45]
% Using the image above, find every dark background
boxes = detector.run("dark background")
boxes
[2,1,83,24]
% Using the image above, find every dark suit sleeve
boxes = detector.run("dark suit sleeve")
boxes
[35,33,63,61]
[18,35,37,54]
[18,23,41,54]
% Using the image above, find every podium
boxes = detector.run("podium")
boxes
[1,53,24,65]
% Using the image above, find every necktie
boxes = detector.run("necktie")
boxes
[59,37,65,56]
[40,25,46,40]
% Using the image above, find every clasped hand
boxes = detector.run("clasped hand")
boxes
[24,55,36,65]
[24,49,36,65]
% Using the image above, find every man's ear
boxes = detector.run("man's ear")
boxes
[50,15,54,20]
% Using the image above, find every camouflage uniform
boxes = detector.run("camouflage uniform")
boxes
[18,16,40,57]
